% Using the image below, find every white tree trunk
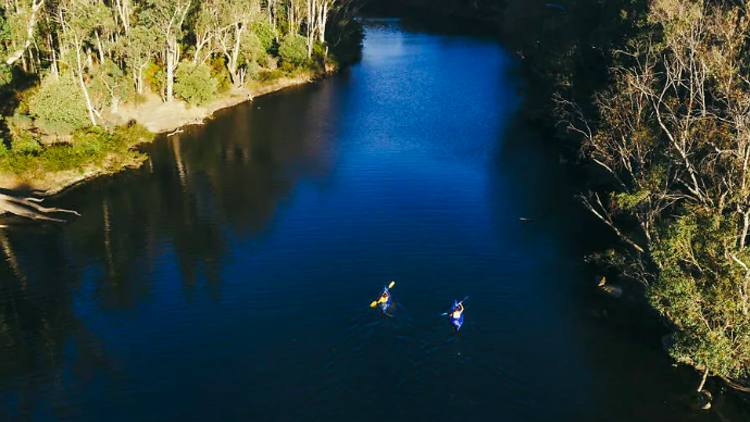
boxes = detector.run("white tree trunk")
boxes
[166,38,176,101]
[5,0,45,65]
[74,34,98,126]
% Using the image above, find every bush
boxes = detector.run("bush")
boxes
[258,69,285,82]
[245,61,260,81]
[71,127,113,157]
[144,62,165,97]
[113,121,153,147]
[174,62,218,105]
[242,32,267,63]
[28,75,90,134]
[209,56,233,93]
[10,132,40,155]
[252,21,277,51]
[279,34,309,66]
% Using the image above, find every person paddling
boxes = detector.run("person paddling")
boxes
[452,302,464,320]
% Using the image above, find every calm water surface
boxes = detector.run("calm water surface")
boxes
[1,19,748,422]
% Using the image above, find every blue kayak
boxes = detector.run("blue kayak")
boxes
[378,287,392,313]
[449,300,464,331]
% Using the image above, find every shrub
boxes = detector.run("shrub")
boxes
[28,75,90,134]
[113,121,154,147]
[252,21,277,51]
[279,34,309,66]
[174,62,218,106]
[245,61,260,81]
[258,69,285,82]
[242,32,267,63]
[71,127,113,157]
[209,56,233,93]
[10,132,41,155]
[7,111,34,132]
[144,62,165,97]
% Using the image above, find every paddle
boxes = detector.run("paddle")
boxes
[441,296,468,316]
[370,281,396,308]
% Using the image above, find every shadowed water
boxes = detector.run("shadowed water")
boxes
[0,19,748,422]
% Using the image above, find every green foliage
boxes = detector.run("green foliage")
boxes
[647,209,749,378]
[174,62,218,105]
[144,62,165,97]
[241,32,266,64]
[279,34,308,66]
[0,123,150,176]
[112,121,154,147]
[72,126,113,156]
[209,56,233,93]
[0,64,11,87]
[258,69,285,82]
[27,75,90,134]
[91,59,130,110]
[572,0,750,380]
[245,61,260,81]
[10,132,41,155]
[252,21,277,52]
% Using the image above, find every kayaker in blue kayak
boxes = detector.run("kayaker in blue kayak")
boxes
[451,302,464,320]
[449,299,466,331]
[378,291,390,306]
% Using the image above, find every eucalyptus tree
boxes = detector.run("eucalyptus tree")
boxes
[561,0,750,382]
[56,0,102,126]
[139,0,192,102]
[213,0,263,87]
[121,23,160,95]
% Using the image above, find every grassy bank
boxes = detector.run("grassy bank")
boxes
[0,63,340,195]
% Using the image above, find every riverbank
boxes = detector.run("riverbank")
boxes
[116,73,316,134]
[0,70,324,197]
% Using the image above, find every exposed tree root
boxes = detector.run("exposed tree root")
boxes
[0,193,80,223]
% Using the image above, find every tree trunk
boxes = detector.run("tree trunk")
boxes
[4,0,45,66]
[74,35,98,126]
[318,1,328,43]
[166,39,175,101]
[698,366,709,392]
[95,30,105,64]
[136,64,144,94]
[741,209,750,249]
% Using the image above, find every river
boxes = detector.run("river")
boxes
[0,18,747,422]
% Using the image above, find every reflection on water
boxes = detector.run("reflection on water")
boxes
[0,18,749,422]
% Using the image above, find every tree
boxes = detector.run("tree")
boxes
[121,24,159,94]
[214,0,261,87]
[279,33,307,65]
[561,0,750,382]
[139,0,192,102]
[173,62,217,105]
[2,0,45,67]
[28,74,90,133]
[57,0,101,126]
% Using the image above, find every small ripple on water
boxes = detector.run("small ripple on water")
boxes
[288,301,532,422]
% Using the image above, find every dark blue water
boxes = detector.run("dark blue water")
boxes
[0,19,747,422]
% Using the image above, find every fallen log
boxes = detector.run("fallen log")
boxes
[0,192,80,223]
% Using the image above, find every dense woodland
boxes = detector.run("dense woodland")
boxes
[391,0,750,388]
[0,0,361,179]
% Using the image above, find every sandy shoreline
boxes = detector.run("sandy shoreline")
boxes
[0,73,318,196]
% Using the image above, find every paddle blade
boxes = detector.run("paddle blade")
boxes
[388,281,395,289]
[370,301,378,308]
